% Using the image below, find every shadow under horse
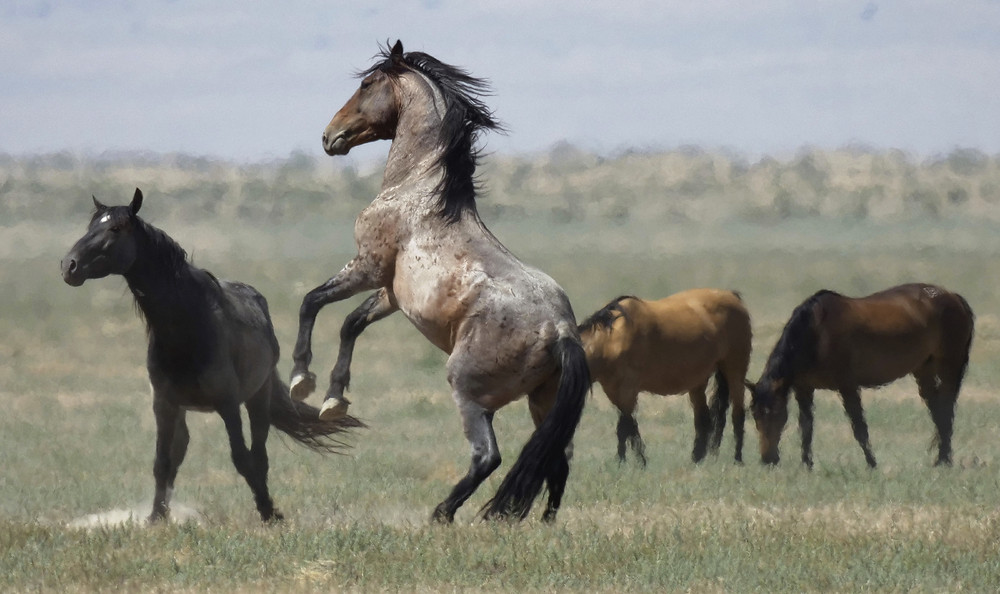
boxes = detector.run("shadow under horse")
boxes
[288,41,590,523]
[61,189,362,523]
[747,283,974,468]
[578,290,752,465]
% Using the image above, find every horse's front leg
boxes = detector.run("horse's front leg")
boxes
[794,388,815,468]
[321,287,399,420]
[290,259,377,401]
[149,395,182,523]
[839,386,877,468]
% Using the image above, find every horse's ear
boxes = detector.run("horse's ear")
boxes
[390,39,404,60]
[130,188,143,215]
[92,195,106,211]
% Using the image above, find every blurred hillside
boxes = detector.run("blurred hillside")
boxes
[2,145,999,225]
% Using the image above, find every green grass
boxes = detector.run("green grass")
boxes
[3,216,1000,591]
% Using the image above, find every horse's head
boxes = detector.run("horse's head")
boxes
[322,40,405,156]
[61,188,144,286]
[745,377,790,465]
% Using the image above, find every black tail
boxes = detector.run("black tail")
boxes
[951,293,975,387]
[268,375,365,453]
[481,336,590,521]
[708,369,730,451]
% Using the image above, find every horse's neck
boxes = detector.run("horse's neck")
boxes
[125,248,214,347]
[379,76,452,203]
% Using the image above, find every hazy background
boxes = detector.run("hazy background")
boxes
[2,0,999,164]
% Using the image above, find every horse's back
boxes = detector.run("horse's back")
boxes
[813,283,972,386]
[591,289,749,395]
[640,289,750,344]
[215,279,281,385]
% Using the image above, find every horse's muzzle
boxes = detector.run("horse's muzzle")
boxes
[322,131,350,156]
[61,258,85,286]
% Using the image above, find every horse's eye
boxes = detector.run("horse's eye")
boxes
[110,225,121,233]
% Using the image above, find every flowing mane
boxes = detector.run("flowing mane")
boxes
[361,44,504,223]
[116,209,222,378]
[758,289,838,401]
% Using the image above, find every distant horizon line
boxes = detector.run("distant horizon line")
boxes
[2,141,996,166]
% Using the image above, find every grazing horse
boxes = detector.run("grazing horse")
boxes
[747,284,974,468]
[288,41,589,523]
[60,189,361,523]
[577,290,752,465]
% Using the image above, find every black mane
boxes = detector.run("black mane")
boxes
[578,296,637,333]
[759,289,839,393]
[123,212,221,380]
[363,43,504,223]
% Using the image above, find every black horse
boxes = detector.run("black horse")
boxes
[61,189,362,522]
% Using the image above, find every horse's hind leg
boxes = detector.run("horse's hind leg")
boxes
[432,399,500,523]
[689,382,712,463]
[150,396,185,523]
[319,288,398,420]
[528,381,572,522]
[838,386,877,468]
[916,360,960,466]
[219,401,279,522]
[794,388,815,468]
[708,369,732,455]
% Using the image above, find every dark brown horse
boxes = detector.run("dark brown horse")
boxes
[578,290,752,465]
[61,189,361,523]
[288,41,590,523]
[747,283,974,468]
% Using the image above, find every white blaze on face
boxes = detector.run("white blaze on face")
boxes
[99,214,111,224]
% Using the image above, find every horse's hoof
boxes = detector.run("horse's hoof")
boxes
[319,397,350,421]
[289,371,316,401]
[430,505,454,524]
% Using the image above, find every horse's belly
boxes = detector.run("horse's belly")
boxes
[393,265,491,354]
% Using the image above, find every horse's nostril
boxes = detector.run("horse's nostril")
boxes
[322,133,328,145]
[67,259,77,273]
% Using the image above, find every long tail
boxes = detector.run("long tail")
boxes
[951,293,975,386]
[481,334,590,521]
[709,368,730,448]
[268,374,365,453]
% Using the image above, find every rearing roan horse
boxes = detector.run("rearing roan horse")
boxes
[747,283,974,468]
[289,41,590,523]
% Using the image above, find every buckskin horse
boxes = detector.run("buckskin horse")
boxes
[747,283,974,468]
[60,189,361,523]
[288,41,589,523]
[578,290,752,465]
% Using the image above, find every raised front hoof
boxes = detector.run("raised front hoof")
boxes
[319,397,350,421]
[289,371,317,401]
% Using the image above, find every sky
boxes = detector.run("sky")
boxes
[2,0,999,164]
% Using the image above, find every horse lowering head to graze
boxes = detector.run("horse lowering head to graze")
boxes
[747,284,974,468]
[61,189,361,523]
[578,290,752,465]
[289,41,589,523]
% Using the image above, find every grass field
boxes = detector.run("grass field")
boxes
[2,209,1000,591]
